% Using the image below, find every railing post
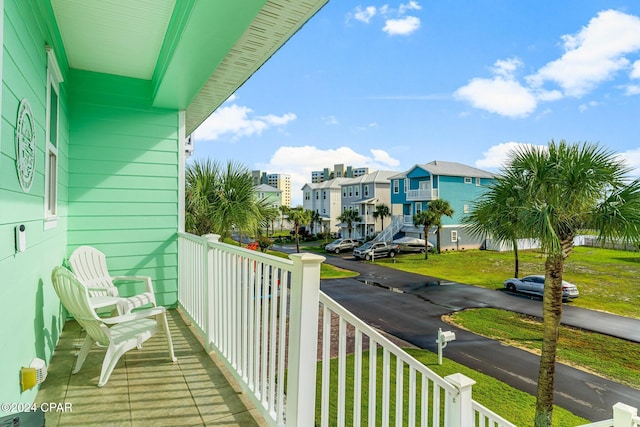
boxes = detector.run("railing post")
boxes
[203,234,220,351]
[286,252,325,426]
[612,402,638,427]
[445,373,476,427]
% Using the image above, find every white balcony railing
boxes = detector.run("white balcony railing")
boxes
[407,188,439,201]
[177,231,636,427]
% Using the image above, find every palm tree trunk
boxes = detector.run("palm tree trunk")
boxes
[512,238,520,278]
[295,230,300,253]
[534,253,566,427]
[424,230,429,260]
[436,226,442,254]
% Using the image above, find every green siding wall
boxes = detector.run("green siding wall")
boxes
[0,0,69,410]
[67,70,180,307]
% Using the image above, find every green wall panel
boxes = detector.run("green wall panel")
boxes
[67,69,180,309]
[0,0,70,412]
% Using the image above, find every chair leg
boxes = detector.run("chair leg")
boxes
[159,312,177,362]
[73,335,93,374]
[98,344,127,387]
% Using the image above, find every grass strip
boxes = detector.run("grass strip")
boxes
[446,308,640,389]
[377,246,640,318]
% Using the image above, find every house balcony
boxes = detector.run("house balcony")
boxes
[406,188,439,201]
[35,232,636,427]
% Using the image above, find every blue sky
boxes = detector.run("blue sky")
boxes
[193,1,640,206]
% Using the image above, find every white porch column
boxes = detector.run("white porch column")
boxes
[445,373,476,427]
[612,402,638,427]
[286,252,325,426]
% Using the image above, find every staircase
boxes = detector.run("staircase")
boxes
[374,215,404,243]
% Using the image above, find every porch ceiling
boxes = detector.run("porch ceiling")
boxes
[50,0,328,135]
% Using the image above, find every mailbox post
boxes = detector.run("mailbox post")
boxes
[436,328,456,365]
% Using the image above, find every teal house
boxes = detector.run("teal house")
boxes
[0,0,326,414]
[389,161,496,250]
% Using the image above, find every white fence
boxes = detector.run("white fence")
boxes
[177,231,636,427]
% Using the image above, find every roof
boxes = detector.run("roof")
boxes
[48,0,328,134]
[389,161,495,179]
[301,178,351,191]
[255,184,281,194]
[341,170,397,185]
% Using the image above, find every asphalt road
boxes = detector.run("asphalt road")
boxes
[311,249,640,422]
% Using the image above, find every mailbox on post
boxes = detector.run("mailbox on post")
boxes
[436,328,456,365]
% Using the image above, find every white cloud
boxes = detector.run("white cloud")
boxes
[353,6,377,24]
[456,10,640,117]
[631,60,640,79]
[399,1,421,14]
[194,103,296,141]
[528,10,640,97]
[475,142,545,169]
[617,148,640,177]
[350,2,422,35]
[455,77,537,118]
[491,58,523,78]
[323,115,339,125]
[371,149,400,166]
[383,16,421,36]
[259,146,401,205]
[579,100,600,112]
[625,84,640,95]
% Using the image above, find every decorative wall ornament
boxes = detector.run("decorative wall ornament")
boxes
[15,98,36,192]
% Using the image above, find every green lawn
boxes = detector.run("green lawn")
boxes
[316,348,587,426]
[375,246,640,318]
[447,308,640,389]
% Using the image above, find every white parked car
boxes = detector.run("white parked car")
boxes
[503,275,579,300]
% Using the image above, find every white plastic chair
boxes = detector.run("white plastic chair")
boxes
[69,246,156,314]
[51,266,176,387]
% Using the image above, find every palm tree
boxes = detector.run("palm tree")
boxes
[466,140,640,427]
[413,209,438,259]
[308,210,321,235]
[428,199,454,254]
[373,203,391,231]
[464,179,524,277]
[288,206,311,253]
[185,159,267,240]
[337,209,362,238]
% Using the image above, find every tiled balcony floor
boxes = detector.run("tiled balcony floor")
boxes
[36,309,267,426]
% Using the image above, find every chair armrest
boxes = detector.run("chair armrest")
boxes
[111,275,154,294]
[101,306,166,324]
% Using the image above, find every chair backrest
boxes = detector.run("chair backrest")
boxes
[51,266,111,346]
[69,246,115,297]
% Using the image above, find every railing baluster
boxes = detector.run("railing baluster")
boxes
[354,329,363,427]
[338,317,347,427]
[382,348,390,427]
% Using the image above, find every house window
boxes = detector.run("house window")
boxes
[44,46,63,229]
[349,186,353,197]
[404,178,408,192]
[323,191,326,200]
[323,208,326,214]
[451,230,458,242]
[316,191,319,200]
[463,204,470,214]
[305,192,310,200]
[364,185,369,197]
[343,188,347,197]
[355,186,359,197]
[393,180,399,194]
[476,177,481,186]
[415,203,422,214]
[464,177,472,184]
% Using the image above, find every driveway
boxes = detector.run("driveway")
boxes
[292,247,640,421]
